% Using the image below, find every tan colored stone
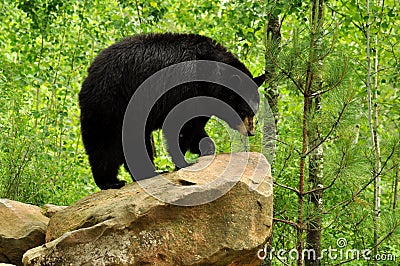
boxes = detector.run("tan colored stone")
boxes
[23,152,272,266]
[0,199,49,266]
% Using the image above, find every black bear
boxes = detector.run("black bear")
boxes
[79,33,265,190]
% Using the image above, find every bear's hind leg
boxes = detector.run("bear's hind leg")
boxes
[88,147,126,190]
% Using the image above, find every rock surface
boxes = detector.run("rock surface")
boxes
[23,152,273,266]
[41,204,67,218]
[0,199,49,266]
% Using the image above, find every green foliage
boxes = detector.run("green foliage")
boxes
[0,0,399,263]
[269,0,400,264]
[0,0,268,206]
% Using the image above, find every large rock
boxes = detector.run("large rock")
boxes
[0,199,49,266]
[23,152,273,266]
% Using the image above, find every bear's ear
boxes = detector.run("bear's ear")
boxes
[253,74,266,87]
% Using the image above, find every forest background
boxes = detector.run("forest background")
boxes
[0,0,398,265]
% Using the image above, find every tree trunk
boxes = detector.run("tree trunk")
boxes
[305,0,324,265]
[394,162,399,211]
[297,93,309,266]
[366,0,382,264]
[263,10,281,266]
[305,96,323,266]
[263,11,281,165]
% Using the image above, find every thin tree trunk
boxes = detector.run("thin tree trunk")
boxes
[305,96,323,266]
[265,12,281,133]
[263,10,281,165]
[297,94,309,266]
[372,30,382,266]
[263,10,281,266]
[305,0,324,265]
[366,0,382,264]
[394,162,399,210]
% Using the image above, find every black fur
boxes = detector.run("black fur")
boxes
[79,33,265,189]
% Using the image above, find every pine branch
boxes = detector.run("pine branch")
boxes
[304,150,346,196]
[273,217,299,229]
[274,181,300,195]
[344,143,397,207]
[305,96,350,157]
[265,51,305,93]
[313,56,349,97]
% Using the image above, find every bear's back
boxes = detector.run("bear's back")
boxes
[80,33,251,107]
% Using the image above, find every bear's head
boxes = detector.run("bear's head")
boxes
[227,73,265,136]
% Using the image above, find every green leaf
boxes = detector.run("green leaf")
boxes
[150,1,157,8]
